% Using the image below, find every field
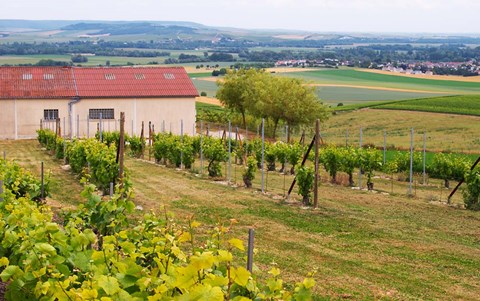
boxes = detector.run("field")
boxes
[374,95,480,116]
[1,139,480,300]
[286,69,480,94]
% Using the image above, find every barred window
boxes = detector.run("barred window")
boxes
[89,109,114,120]
[44,109,59,120]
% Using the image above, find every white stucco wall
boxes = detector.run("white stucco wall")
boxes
[0,97,196,139]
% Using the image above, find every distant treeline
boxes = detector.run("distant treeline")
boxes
[1,40,480,69]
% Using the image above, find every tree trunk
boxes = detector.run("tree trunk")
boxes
[444,179,450,189]
[348,173,354,186]
[272,119,279,140]
[243,175,252,188]
[241,111,246,129]
[303,195,310,206]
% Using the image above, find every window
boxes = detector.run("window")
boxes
[105,73,116,80]
[89,109,114,120]
[44,109,59,120]
[164,73,175,80]
[43,73,54,80]
[134,73,145,80]
[22,73,33,80]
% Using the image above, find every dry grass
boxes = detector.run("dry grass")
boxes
[323,109,480,153]
[2,139,480,300]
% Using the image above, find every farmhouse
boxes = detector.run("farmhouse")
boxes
[0,66,198,139]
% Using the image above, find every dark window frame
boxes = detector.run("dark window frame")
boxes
[44,109,59,120]
[89,108,115,120]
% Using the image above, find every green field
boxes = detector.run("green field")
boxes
[287,69,480,94]
[374,95,480,116]
[315,86,443,106]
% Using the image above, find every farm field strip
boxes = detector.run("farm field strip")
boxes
[287,69,480,94]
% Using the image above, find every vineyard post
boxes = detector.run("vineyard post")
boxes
[247,229,254,273]
[140,121,145,159]
[87,114,90,138]
[257,124,260,137]
[162,120,165,133]
[285,125,288,143]
[314,119,320,208]
[119,112,126,188]
[261,118,265,193]
[110,182,114,197]
[359,127,363,189]
[383,129,387,165]
[99,112,103,142]
[235,126,239,165]
[206,123,210,136]
[423,131,426,184]
[228,120,232,182]
[409,128,414,196]
[131,120,134,136]
[108,119,110,132]
[346,129,348,147]
[148,122,152,161]
[200,120,204,175]
[180,119,184,169]
[115,118,117,132]
[0,180,3,202]
[3,151,5,161]
[76,114,79,138]
[40,119,43,130]
[56,118,61,137]
[170,122,172,134]
[41,161,44,200]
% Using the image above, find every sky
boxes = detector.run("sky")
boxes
[1,0,479,34]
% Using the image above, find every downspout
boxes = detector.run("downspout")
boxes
[69,67,80,139]
[68,97,81,139]
[14,98,18,140]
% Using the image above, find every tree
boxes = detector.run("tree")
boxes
[216,68,264,128]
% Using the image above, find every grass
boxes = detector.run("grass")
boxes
[374,95,480,116]
[1,139,480,300]
[322,109,480,153]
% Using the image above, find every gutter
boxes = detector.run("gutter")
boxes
[68,97,81,139]
[69,67,81,139]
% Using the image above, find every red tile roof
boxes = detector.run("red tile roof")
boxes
[0,66,198,99]
[0,67,76,99]
[73,67,198,98]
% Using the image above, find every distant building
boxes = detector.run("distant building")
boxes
[0,66,198,139]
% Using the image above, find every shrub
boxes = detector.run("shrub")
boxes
[297,166,314,205]
[243,156,257,188]
[463,169,480,210]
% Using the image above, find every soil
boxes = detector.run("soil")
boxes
[0,281,6,301]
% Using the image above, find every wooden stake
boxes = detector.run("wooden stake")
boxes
[118,112,126,188]
[314,119,320,208]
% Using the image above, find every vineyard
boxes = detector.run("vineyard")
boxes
[0,135,315,300]
[1,130,480,299]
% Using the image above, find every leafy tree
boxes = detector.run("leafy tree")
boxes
[216,68,264,128]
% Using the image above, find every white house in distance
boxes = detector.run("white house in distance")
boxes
[0,66,198,139]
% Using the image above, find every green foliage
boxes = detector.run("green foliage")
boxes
[463,169,480,210]
[0,160,49,201]
[127,135,145,158]
[386,151,423,174]
[319,145,342,183]
[274,142,289,172]
[243,156,258,188]
[265,143,276,171]
[296,166,314,206]
[287,143,304,174]
[339,147,358,186]
[429,153,471,187]
[203,136,228,177]
[54,137,67,159]
[0,165,315,300]
[358,148,382,188]
[153,134,197,168]
[63,138,128,194]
